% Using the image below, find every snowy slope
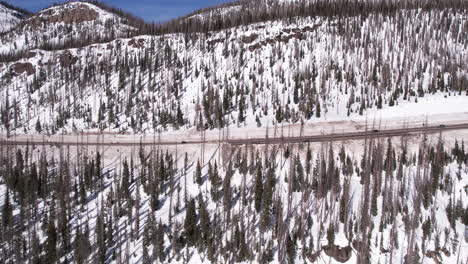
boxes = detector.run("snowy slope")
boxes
[0,1,134,54]
[0,2,23,33]
[0,8,466,135]
[0,1,468,264]
[1,129,467,263]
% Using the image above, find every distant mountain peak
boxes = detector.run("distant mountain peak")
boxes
[25,2,118,27]
[0,1,134,55]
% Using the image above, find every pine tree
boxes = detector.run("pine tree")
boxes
[35,118,42,133]
[463,207,468,225]
[198,197,211,249]
[184,198,198,246]
[74,226,91,264]
[261,167,274,229]
[32,230,42,264]
[315,99,321,118]
[293,82,299,104]
[238,95,246,124]
[45,214,58,264]
[154,221,165,262]
[327,224,335,245]
[122,159,130,198]
[142,225,151,264]
[96,213,106,264]
[371,181,379,216]
[286,233,296,264]
[195,160,202,185]
[223,162,233,211]
[339,178,350,223]
[254,164,264,212]
[209,161,222,202]
[261,240,274,263]
[2,188,12,228]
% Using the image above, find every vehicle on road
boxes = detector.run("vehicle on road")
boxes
[181,140,188,144]
[372,129,380,133]
[439,124,446,128]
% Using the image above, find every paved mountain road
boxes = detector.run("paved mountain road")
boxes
[1,123,468,147]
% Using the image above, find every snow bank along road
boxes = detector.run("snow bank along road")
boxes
[1,123,468,146]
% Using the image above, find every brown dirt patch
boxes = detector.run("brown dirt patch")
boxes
[11,62,35,76]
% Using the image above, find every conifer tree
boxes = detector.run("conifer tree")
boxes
[74,226,91,264]
[209,161,222,202]
[315,99,321,118]
[31,230,42,264]
[254,164,264,212]
[261,167,274,229]
[195,160,202,185]
[327,224,335,245]
[96,212,106,264]
[184,198,198,246]
[45,215,58,264]
[198,196,211,249]
[122,159,130,198]
[35,118,42,133]
[2,188,12,228]
[223,162,233,211]
[142,225,151,264]
[286,233,296,264]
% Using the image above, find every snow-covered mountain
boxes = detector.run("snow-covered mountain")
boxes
[0,1,135,55]
[0,1,29,33]
[0,6,467,135]
[0,1,468,264]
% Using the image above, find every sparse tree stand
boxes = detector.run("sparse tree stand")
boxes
[0,0,468,262]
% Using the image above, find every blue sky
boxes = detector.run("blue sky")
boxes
[8,0,231,22]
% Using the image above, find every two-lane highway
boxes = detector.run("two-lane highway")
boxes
[1,123,468,147]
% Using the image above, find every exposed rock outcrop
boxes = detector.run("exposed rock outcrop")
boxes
[24,3,99,28]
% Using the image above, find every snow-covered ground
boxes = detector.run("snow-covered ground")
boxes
[0,3,22,33]
[0,1,133,54]
[3,91,467,147]
[6,128,468,264]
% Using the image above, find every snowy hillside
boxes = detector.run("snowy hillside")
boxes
[1,130,468,263]
[0,0,468,264]
[0,1,134,55]
[0,2,27,33]
[0,8,467,135]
